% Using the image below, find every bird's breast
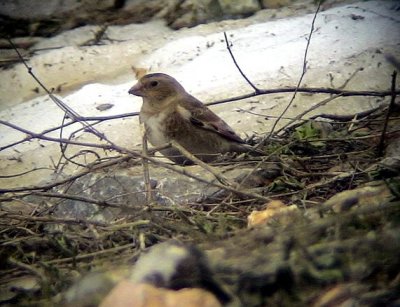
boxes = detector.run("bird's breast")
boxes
[140,111,170,147]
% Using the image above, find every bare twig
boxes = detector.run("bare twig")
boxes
[206,87,399,107]
[257,0,322,147]
[45,243,136,265]
[309,106,382,121]
[8,39,104,138]
[0,120,115,152]
[170,140,233,186]
[223,32,260,93]
[31,191,134,209]
[7,257,47,281]
[276,93,343,134]
[377,71,397,156]
[0,155,133,193]
[2,213,109,227]
[142,133,153,203]
[81,25,109,46]
[0,111,139,153]
[0,168,52,178]
[237,105,384,124]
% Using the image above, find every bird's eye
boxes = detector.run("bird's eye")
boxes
[150,81,159,87]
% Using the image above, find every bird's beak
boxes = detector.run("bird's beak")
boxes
[128,82,143,96]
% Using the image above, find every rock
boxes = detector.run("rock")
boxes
[63,272,117,307]
[44,164,214,223]
[0,0,264,37]
[129,241,232,304]
[0,0,82,19]
[167,0,223,29]
[0,0,117,36]
[0,276,40,304]
[100,282,222,307]
[261,0,292,9]
[321,181,394,213]
[218,0,260,15]
[247,200,299,227]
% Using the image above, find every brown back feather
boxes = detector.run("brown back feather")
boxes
[180,94,245,144]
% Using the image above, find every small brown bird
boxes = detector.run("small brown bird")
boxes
[129,73,260,165]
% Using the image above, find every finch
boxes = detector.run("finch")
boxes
[129,73,261,165]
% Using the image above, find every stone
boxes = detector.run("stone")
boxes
[218,0,260,15]
[100,282,222,307]
[167,0,222,29]
[261,0,292,9]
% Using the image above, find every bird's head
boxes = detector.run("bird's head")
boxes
[129,73,186,102]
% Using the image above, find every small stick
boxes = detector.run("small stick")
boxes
[377,71,397,156]
[142,133,154,203]
[257,0,322,147]
[275,93,342,135]
[170,140,233,186]
[223,32,260,93]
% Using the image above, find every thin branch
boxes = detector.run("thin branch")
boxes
[205,87,399,107]
[8,38,108,143]
[309,106,382,121]
[223,32,260,93]
[170,140,232,186]
[0,156,133,193]
[377,71,397,156]
[141,133,153,203]
[276,93,343,134]
[45,243,136,265]
[258,0,322,147]
[0,120,115,152]
[0,118,79,152]
[7,257,47,281]
[2,213,109,227]
[31,191,134,209]
[0,168,51,178]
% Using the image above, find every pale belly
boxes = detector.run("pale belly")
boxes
[141,112,170,147]
[139,107,245,164]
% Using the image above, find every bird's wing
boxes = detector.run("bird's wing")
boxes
[178,95,245,144]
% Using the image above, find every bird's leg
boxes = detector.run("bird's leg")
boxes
[170,140,233,187]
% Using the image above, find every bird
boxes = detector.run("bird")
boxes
[128,73,262,165]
